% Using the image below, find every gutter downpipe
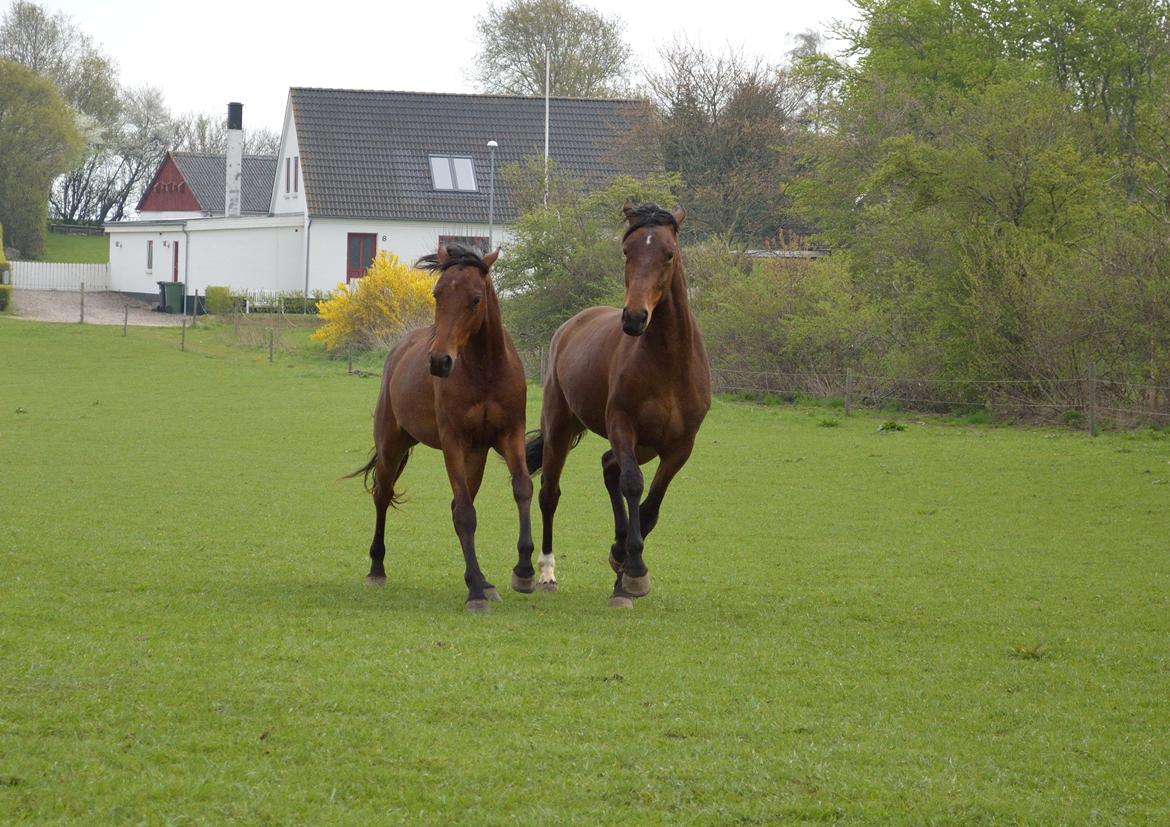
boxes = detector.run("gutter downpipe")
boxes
[303,216,313,300]
[183,223,190,314]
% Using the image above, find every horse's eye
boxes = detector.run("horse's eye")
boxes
[470,297,481,308]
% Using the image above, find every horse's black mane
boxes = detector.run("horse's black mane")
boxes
[622,203,678,241]
[416,243,489,273]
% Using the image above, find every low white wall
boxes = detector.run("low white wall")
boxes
[11,262,111,291]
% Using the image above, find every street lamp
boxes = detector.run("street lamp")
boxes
[487,140,498,250]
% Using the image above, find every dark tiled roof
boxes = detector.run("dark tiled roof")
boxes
[172,152,278,214]
[289,88,655,223]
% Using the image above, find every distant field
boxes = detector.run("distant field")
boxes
[38,231,108,264]
[2,318,1169,823]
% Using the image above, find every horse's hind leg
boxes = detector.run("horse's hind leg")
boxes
[536,391,581,592]
[499,428,536,594]
[366,441,411,585]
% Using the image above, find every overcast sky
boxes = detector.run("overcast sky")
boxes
[48,0,860,135]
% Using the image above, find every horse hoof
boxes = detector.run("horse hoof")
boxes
[608,594,634,609]
[622,573,650,597]
[608,552,623,574]
[511,573,536,593]
[484,587,502,602]
[536,579,558,593]
[465,599,490,614]
[365,574,387,586]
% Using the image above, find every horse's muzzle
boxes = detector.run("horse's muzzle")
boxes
[621,307,649,337]
[429,353,454,377]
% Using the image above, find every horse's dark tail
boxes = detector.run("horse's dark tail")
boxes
[525,431,545,475]
[525,429,584,475]
[342,449,408,507]
[342,451,379,491]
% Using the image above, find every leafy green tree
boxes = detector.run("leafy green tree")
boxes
[493,165,680,349]
[0,59,83,256]
[470,0,631,97]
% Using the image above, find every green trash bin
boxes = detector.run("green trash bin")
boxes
[162,281,185,314]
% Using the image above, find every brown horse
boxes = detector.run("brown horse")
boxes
[526,202,711,607]
[351,243,536,612]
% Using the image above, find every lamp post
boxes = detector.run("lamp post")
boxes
[487,140,498,250]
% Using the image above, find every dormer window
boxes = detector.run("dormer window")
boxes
[429,155,477,191]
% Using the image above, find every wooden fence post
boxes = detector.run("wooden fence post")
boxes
[347,346,353,376]
[123,305,128,337]
[79,281,85,324]
[181,318,187,352]
[268,329,274,363]
[845,368,854,416]
[1088,362,1098,437]
[192,289,198,328]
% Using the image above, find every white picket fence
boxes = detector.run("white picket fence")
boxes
[11,262,111,292]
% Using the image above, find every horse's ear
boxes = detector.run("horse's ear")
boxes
[622,199,638,223]
[435,241,449,265]
[672,206,686,228]
[481,248,499,271]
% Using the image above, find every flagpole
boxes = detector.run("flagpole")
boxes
[544,47,550,207]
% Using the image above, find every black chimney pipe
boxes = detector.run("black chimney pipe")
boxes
[227,102,243,130]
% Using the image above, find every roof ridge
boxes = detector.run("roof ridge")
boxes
[288,86,647,105]
[173,151,278,160]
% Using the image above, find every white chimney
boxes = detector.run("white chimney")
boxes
[225,102,243,218]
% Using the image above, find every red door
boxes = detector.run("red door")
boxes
[172,241,180,282]
[346,233,377,281]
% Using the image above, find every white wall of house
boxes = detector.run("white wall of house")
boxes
[108,224,188,293]
[272,100,306,216]
[185,217,304,294]
[107,216,305,297]
[109,215,513,298]
[305,218,514,292]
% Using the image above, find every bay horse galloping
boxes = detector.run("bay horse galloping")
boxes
[526,202,711,608]
[352,243,536,612]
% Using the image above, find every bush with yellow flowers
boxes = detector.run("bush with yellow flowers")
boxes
[311,251,436,352]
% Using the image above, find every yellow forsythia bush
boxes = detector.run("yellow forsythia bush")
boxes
[311,251,436,351]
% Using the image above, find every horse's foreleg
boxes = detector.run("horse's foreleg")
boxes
[638,437,695,541]
[499,429,536,593]
[601,449,628,574]
[441,443,493,612]
[607,419,649,602]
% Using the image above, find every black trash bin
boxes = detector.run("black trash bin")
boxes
[156,281,168,312]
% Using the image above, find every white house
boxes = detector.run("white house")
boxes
[106,89,652,307]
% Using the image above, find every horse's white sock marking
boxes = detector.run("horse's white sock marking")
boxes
[537,552,556,583]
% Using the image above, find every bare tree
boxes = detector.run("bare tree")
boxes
[470,0,632,97]
[172,111,281,155]
[642,40,809,243]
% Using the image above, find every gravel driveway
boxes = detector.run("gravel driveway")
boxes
[4,289,189,326]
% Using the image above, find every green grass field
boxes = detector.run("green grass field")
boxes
[37,232,109,264]
[2,318,1169,823]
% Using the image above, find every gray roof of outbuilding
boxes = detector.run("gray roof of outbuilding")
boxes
[171,152,278,214]
[289,88,655,223]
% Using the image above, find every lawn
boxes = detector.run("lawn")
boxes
[2,318,1169,824]
[37,232,108,264]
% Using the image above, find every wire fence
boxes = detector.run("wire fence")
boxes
[705,364,1170,431]
[88,312,1170,433]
